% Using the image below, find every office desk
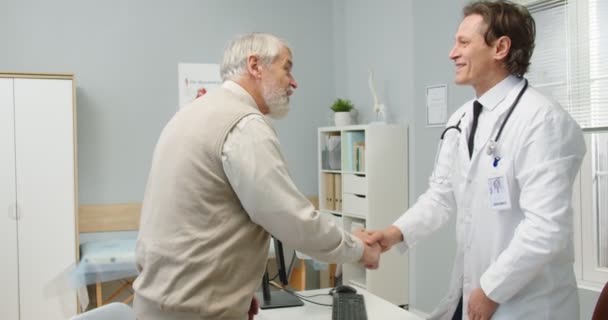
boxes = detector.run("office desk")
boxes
[257,288,424,320]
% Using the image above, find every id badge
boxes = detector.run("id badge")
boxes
[488,173,511,210]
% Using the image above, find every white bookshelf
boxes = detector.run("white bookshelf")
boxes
[318,124,409,306]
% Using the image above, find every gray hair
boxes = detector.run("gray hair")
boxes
[220,32,289,81]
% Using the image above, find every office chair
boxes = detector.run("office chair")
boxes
[69,302,136,320]
[592,281,608,320]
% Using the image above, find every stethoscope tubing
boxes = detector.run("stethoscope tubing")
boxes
[438,78,529,152]
[440,113,466,139]
[493,79,529,145]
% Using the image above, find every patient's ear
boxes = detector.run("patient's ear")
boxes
[247,55,263,79]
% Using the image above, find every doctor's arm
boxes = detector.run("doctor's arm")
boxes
[479,111,586,304]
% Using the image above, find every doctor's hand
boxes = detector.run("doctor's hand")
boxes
[364,226,404,253]
[248,295,259,320]
[354,230,381,269]
[468,287,498,320]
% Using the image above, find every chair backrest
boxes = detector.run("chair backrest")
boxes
[592,281,608,320]
[70,302,136,320]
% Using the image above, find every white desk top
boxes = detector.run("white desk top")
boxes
[257,288,424,320]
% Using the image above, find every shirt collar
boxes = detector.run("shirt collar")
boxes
[221,80,260,110]
[477,75,522,111]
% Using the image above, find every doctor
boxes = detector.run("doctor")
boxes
[367,1,585,319]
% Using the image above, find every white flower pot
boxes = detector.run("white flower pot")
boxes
[334,112,353,127]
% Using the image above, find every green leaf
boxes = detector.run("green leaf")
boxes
[330,98,354,112]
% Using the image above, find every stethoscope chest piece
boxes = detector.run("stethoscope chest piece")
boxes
[484,79,529,158]
[487,140,497,156]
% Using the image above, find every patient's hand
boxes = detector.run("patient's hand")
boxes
[248,295,259,320]
[355,230,381,269]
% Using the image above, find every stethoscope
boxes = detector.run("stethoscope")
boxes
[433,78,529,171]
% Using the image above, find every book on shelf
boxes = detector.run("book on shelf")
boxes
[343,131,365,171]
[323,173,335,210]
[353,142,365,172]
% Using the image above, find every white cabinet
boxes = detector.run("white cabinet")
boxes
[0,73,78,320]
[318,124,409,306]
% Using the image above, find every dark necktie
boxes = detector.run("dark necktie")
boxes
[468,101,483,158]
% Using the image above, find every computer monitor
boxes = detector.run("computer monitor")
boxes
[256,237,304,309]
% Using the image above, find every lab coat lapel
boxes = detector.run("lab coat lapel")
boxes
[471,79,527,163]
[471,111,501,162]
[457,119,473,195]
[458,118,471,165]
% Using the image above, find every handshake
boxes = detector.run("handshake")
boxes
[354,226,404,269]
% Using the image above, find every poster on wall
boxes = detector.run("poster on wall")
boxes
[177,63,222,109]
[426,84,448,126]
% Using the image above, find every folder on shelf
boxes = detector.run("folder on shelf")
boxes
[334,174,342,212]
[324,173,335,210]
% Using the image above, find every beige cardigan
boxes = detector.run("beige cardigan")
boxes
[134,88,269,319]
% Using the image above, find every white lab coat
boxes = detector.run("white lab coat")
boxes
[394,76,585,320]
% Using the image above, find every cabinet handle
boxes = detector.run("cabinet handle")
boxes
[15,203,21,220]
[7,203,16,220]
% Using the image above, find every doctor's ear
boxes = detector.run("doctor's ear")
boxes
[494,36,511,61]
[246,55,263,79]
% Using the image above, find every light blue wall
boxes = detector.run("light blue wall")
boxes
[0,0,335,203]
[0,0,600,317]
[332,0,413,125]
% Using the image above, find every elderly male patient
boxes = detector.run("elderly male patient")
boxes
[132,32,380,320]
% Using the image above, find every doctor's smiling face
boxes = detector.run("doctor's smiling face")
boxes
[449,14,508,96]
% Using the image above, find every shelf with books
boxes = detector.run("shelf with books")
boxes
[320,169,341,174]
[317,124,410,306]
[341,170,366,175]
[339,211,366,220]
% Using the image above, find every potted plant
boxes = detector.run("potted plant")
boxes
[330,98,354,126]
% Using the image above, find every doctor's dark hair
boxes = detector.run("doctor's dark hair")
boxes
[463,0,536,76]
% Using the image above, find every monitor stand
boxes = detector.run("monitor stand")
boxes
[256,270,304,309]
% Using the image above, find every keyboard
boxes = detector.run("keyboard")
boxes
[332,293,368,320]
